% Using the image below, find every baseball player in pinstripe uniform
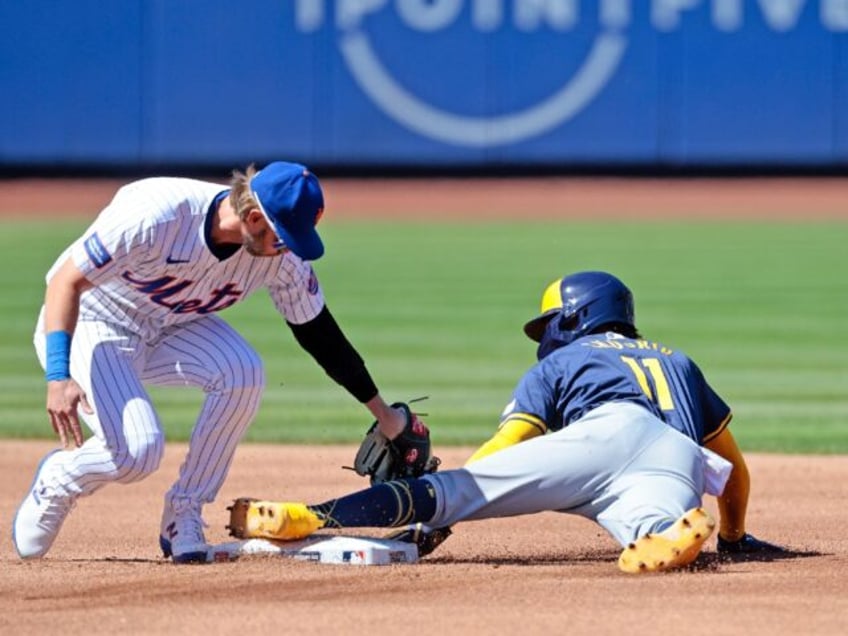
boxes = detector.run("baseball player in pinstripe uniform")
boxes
[12,161,418,563]
[228,271,786,573]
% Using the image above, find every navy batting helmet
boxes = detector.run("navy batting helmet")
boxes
[524,271,635,357]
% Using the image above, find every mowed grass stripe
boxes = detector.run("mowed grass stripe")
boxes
[0,218,845,452]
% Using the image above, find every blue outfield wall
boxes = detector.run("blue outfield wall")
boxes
[1,0,847,170]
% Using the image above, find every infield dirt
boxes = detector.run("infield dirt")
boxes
[1,442,847,636]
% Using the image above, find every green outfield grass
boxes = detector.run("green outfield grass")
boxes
[0,218,845,453]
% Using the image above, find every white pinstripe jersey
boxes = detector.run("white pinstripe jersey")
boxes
[47,177,325,342]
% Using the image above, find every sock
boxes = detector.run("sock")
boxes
[310,478,437,529]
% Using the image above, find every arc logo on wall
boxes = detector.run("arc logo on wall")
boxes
[293,0,847,148]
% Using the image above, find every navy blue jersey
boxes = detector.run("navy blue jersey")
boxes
[506,332,731,444]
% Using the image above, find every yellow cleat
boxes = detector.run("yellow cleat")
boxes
[618,507,716,574]
[227,498,325,541]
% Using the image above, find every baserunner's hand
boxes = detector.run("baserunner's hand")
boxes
[717,532,786,554]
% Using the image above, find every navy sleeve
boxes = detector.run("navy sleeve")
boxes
[288,306,379,403]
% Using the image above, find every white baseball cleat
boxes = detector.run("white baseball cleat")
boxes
[618,507,716,574]
[13,449,77,559]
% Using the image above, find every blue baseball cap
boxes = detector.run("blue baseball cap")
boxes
[250,161,325,260]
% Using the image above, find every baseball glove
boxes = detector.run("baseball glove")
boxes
[353,402,440,485]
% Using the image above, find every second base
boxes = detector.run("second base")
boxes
[206,534,419,565]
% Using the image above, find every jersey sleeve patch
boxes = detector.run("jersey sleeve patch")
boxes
[83,233,113,268]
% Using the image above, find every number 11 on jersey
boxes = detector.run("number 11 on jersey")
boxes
[620,356,675,411]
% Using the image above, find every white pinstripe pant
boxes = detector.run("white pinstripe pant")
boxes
[33,309,265,512]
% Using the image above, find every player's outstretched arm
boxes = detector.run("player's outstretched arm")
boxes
[704,428,750,541]
[288,306,408,440]
[465,414,546,464]
[705,429,787,553]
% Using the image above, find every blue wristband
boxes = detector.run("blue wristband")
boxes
[45,331,72,381]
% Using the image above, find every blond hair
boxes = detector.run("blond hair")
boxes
[229,164,260,221]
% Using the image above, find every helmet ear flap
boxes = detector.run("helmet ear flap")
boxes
[537,310,578,360]
[559,313,579,332]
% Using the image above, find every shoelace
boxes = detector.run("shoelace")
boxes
[173,512,208,543]
[165,497,209,545]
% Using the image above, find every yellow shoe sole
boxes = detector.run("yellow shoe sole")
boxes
[227,499,324,541]
[618,507,715,574]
